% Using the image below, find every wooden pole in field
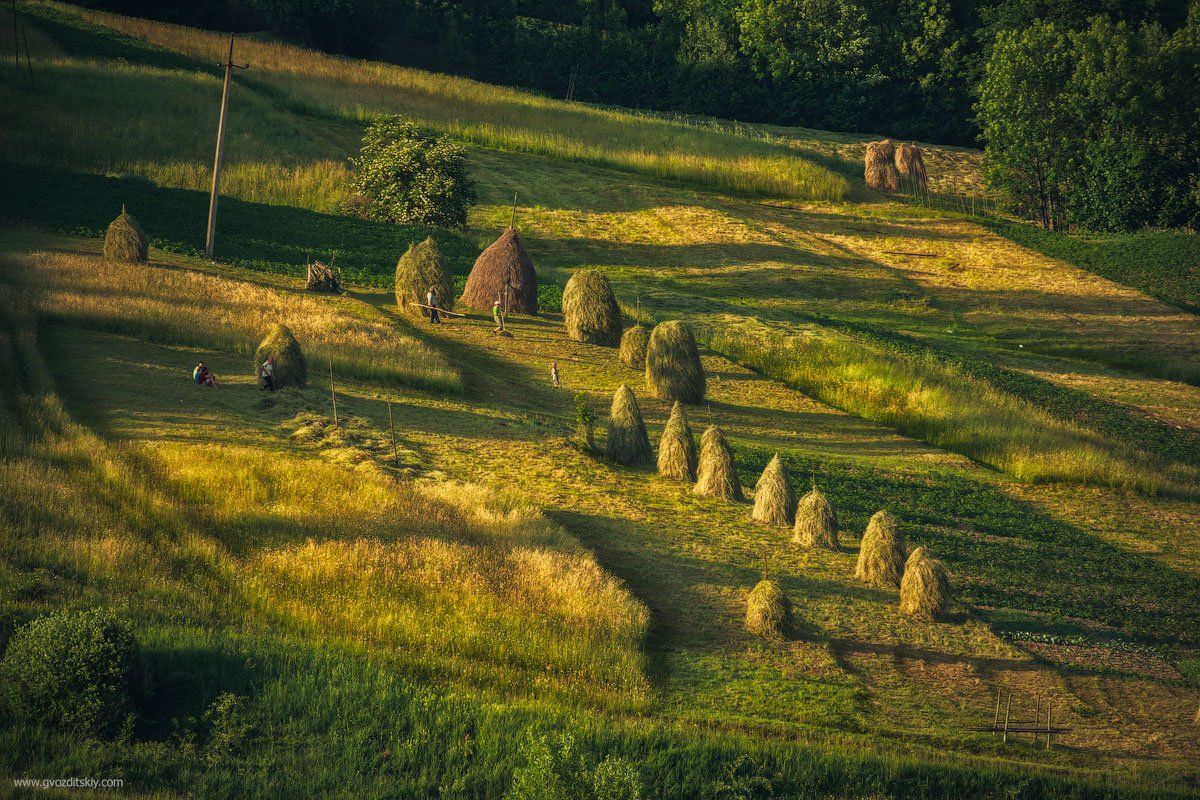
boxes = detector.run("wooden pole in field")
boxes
[387,400,398,466]
[20,17,30,86]
[329,360,338,427]
[205,34,248,258]
[12,0,19,75]
[1002,693,1011,745]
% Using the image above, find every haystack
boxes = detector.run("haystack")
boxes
[864,140,900,192]
[752,454,795,526]
[694,426,741,500]
[460,227,537,314]
[253,323,306,388]
[899,547,952,621]
[103,205,148,264]
[395,237,453,317]
[657,401,697,482]
[894,143,927,190]
[746,579,790,639]
[793,484,839,550]
[563,269,622,346]
[855,510,906,588]
[306,259,340,293]
[620,325,649,369]
[646,320,705,404]
[606,384,652,466]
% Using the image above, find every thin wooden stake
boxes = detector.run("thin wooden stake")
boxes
[1002,693,1011,745]
[205,35,248,258]
[329,360,338,427]
[1046,699,1053,750]
[993,688,1002,731]
[21,12,31,87]
[510,191,517,229]
[12,0,19,74]
[387,400,398,466]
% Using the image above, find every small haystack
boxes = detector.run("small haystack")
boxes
[864,140,900,192]
[563,269,623,346]
[253,323,306,388]
[746,579,790,639]
[694,426,742,501]
[306,259,340,293]
[460,227,538,315]
[855,510,906,588]
[894,143,927,190]
[103,205,148,264]
[899,547,952,621]
[645,320,705,404]
[793,484,839,550]
[606,384,652,466]
[620,325,650,369]
[752,454,795,526]
[657,401,697,482]
[395,237,453,317]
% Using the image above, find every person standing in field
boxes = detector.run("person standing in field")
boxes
[259,355,277,391]
[550,360,560,388]
[427,286,441,324]
[492,297,503,333]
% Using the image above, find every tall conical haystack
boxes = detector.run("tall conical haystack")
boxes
[563,269,623,346]
[460,227,538,314]
[103,205,148,264]
[694,426,741,500]
[253,323,306,388]
[657,401,697,482]
[864,140,900,192]
[794,484,839,550]
[855,510,906,588]
[752,454,795,526]
[620,325,649,369]
[646,320,705,404]
[395,237,454,318]
[894,143,927,190]
[746,579,790,639]
[899,547,952,620]
[606,384,652,466]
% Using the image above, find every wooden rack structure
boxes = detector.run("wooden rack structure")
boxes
[970,688,1071,749]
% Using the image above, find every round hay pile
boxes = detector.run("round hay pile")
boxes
[103,205,148,264]
[253,323,306,388]
[864,140,900,192]
[894,143,927,190]
[657,400,697,482]
[793,484,839,550]
[899,547,952,621]
[620,325,649,369]
[460,227,538,314]
[745,579,790,639]
[606,384,652,466]
[752,454,795,526]
[694,426,742,500]
[855,510,906,588]
[562,269,623,346]
[395,237,453,318]
[645,320,705,404]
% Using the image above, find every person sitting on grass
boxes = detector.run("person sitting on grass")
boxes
[193,362,217,387]
[258,355,277,392]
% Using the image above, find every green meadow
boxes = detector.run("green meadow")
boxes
[1,3,1199,798]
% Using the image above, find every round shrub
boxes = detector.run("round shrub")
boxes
[103,205,148,264]
[395,237,454,318]
[0,608,139,737]
[645,320,705,404]
[562,269,623,346]
[253,323,306,388]
[619,325,649,369]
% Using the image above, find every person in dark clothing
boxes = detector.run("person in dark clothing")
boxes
[427,286,441,323]
[259,355,277,391]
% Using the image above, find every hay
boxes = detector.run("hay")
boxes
[620,325,649,369]
[645,320,705,404]
[752,454,795,526]
[606,384,652,466]
[562,269,623,346]
[253,323,306,388]
[899,547,952,621]
[657,401,697,482]
[102,205,148,264]
[864,140,900,192]
[894,143,927,190]
[855,510,906,588]
[793,484,839,550]
[395,237,453,318]
[306,260,340,293]
[460,227,538,314]
[694,426,742,500]
[745,579,790,639]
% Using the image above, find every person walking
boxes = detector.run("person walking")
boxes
[427,286,441,324]
[259,355,277,391]
[492,298,503,333]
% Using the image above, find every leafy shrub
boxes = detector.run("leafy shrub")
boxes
[575,391,596,453]
[505,731,642,800]
[0,608,139,737]
[203,692,252,769]
[352,117,477,228]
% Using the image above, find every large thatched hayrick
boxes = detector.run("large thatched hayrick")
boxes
[395,237,453,317]
[645,320,705,404]
[460,227,538,314]
[563,269,622,345]
[864,140,900,192]
[103,205,148,264]
[894,143,927,189]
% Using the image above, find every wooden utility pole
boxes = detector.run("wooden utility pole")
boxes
[205,35,248,258]
[387,400,398,466]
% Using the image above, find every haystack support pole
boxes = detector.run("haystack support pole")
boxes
[205,35,247,258]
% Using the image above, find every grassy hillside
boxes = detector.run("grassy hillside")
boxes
[2,3,1200,797]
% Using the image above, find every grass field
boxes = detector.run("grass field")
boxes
[2,3,1200,798]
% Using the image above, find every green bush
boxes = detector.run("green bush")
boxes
[0,608,139,738]
[505,731,642,800]
[352,117,477,229]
